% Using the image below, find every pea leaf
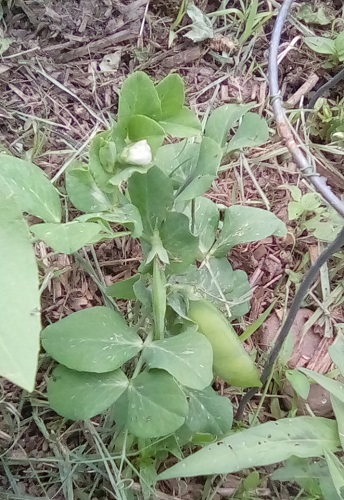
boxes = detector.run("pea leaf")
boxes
[42,306,143,373]
[66,163,115,213]
[183,386,233,436]
[197,258,251,319]
[0,193,40,392]
[226,113,269,153]
[117,369,188,438]
[117,72,161,133]
[106,275,140,300]
[76,204,143,238]
[0,154,61,222]
[31,221,104,254]
[156,73,185,118]
[205,103,255,148]
[127,115,165,154]
[160,212,199,274]
[128,166,174,235]
[158,107,202,138]
[213,206,286,256]
[143,329,213,390]
[185,196,220,257]
[155,137,222,201]
[158,417,340,479]
[47,365,129,420]
[89,131,118,193]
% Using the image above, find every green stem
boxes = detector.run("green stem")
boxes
[152,256,166,340]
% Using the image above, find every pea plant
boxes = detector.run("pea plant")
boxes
[1,71,342,493]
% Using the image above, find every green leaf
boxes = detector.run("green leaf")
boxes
[156,73,185,118]
[335,32,344,61]
[0,193,40,392]
[143,329,213,390]
[160,212,199,274]
[325,450,344,499]
[299,368,344,403]
[285,370,310,399]
[184,386,233,436]
[117,72,161,133]
[331,396,344,451]
[89,131,119,193]
[187,196,219,256]
[47,364,129,420]
[304,36,336,56]
[31,221,104,254]
[155,137,222,201]
[296,5,332,25]
[106,275,140,300]
[329,336,344,376]
[128,166,174,235]
[159,107,202,138]
[42,306,143,373]
[198,258,251,319]
[184,3,214,42]
[288,201,304,221]
[226,113,269,153]
[76,204,143,238]
[272,457,333,498]
[176,138,222,202]
[158,417,340,479]
[65,163,115,213]
[205,103,255,148]
[120,369,188,438]
[213,205,286,256]
[0,154,61,222]
[127,115,165,154]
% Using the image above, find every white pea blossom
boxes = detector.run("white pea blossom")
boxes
[121,139,152,166]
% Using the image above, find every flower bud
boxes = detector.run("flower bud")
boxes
[121,140,152,166]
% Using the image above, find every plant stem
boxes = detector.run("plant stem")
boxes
[152,256,166,340]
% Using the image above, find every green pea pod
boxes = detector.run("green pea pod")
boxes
[188,300,262,388]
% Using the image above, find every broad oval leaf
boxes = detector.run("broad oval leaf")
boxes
[160,212,199,275]
[226,113,269,153]
[156,73,185,119]
[158,417,340,479]
[117,72,162,133]
[127,115,165,154]
[47,364,129,420]
[66,163,115,213]
[42,306,143,373]
[0,193,40,392]
[329,336,344,376]
[128,166,174,236]
[0,154,61,222]
[143,329,213,390]
[106,275,139,300]
[159,107,202,138]
[213,205,286,256]
[76,204,143,239]
[31,221,103,254]
[184,386,233,436]
[205,103,255,148]
[184,197,219,257]
[125,369,188,438]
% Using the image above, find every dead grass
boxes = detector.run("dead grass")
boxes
[1,0,344,498]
